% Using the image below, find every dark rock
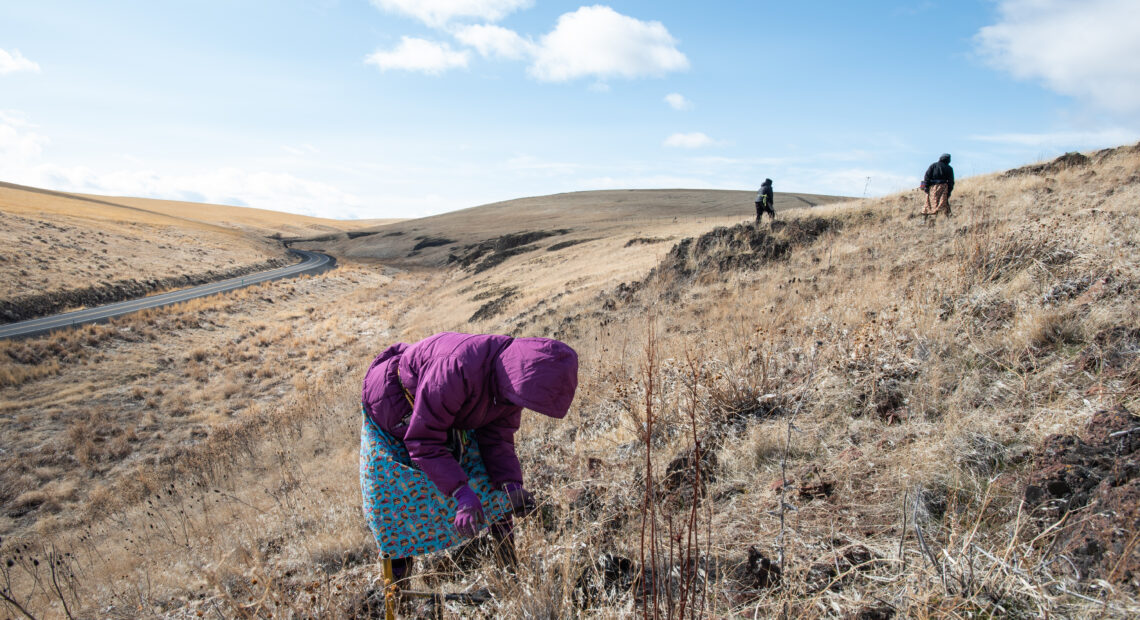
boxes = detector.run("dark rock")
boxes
[624,236,671,247]
[852,603,896,619]
[447,230,571,272]
[807,545,876,592]
[1003,151,1091,178]
[739,547,781,589]
[410,236,454,251]
[662,444,718,505]
[574,553,639,609]
[548,238,596,252]
[468,290,517,323]
[1023,405,1140,590]
[797,464,835,501]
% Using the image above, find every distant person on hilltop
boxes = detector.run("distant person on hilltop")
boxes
[920,153,954,224]
[359,332,578,583]
[755,178,775,224]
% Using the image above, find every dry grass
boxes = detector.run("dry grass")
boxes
[0,180,392,310]
[90,194,396,238]
[2,145,1139,618]
[0,183,294,303]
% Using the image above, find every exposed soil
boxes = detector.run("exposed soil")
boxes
[624,236,672,247]
[469,290,518,322]
[547,238,596,252]
[410,236,455,252]
[447,230,571,273]
[1023,405,1140,591]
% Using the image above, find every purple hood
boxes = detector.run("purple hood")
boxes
[493,337,578,419]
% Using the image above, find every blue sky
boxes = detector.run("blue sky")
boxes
[2,1,1138,219]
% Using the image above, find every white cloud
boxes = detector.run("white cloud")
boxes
[664,93,692,110]
[454,24,535,60]
[368,5,689,84]
[976,0,1140,114]
[0,111,48,165]
[281,144,321,157]
[1,111,366,218]
[371,0,532,28]
[365,37,469,74]
[0,48,40,74]
[11,161,364,219]
[528,6,689,82]
[969,128,1139,148]
[664,132,718,148]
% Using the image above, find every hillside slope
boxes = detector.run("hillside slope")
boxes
[0,182,384,322]
[295,188,847,267]
[0,147,1137,618]
[96,194,395,238]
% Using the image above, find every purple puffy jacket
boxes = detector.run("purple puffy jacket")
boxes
[362,332,578,496]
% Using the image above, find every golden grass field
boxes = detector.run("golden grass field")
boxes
[1,146,1138,618]
[0,181,393,313]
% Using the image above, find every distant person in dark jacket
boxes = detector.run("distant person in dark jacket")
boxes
[921,154,954,223]
[755,178,775,223]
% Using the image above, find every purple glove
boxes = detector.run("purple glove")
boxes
[503,482,537,517]
[453,485,485,537]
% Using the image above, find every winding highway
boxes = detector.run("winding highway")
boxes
[0,249,335,340]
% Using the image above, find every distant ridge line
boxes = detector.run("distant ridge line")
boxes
[0,180,224,231]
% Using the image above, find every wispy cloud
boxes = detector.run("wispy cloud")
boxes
[664,93,692,110]
[969,128,1139,148]
[454,24,535,60]
[370,0,533,28]
[281,144,321,157]
[0,111,48,164]
[664,132,720,148]
[976,0,1140,114]
[0,48,40,74]
[365,37,469,74]
[1,110,366,218]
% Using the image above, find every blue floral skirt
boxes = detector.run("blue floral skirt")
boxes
[359,410,513,558]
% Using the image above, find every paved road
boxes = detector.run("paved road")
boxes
[0,249,336,340]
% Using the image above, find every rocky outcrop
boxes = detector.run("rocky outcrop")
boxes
[1023,406,1140,591]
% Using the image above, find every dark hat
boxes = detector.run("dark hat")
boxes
[939,153,951,163]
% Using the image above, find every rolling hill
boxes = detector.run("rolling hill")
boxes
[1,146,1138,618]
[0,181,391,322]
[296,188,845,266]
